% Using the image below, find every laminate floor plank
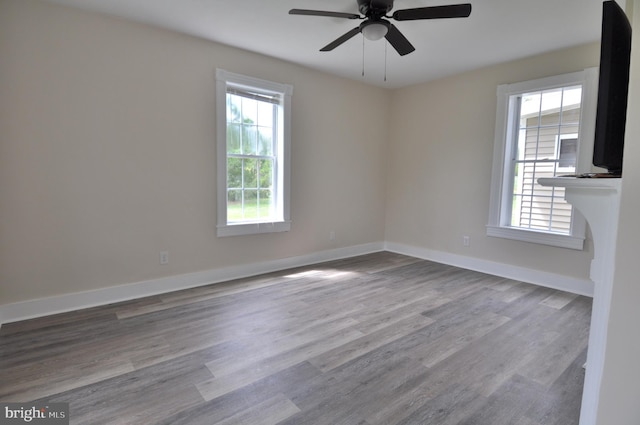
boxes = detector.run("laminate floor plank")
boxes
[30,343,239,424]
[519,299,591,386]
[523,347,588,425]
[1,252,591,424]
[421,286,509,321]
[2,360,136,403]
[420,303,565,398]
[308,313,434,372]
[362,367,435,425]
[208,393,300,425]
[348,292,450,335]
[497,286,560,318]
[0,297,162,336]
[1,320,168,401]
[488,280,540,303]
[356,284,446,313]
[160,361,320,425]
[514,417,545,425]
[196,327,366,401]
[283,353,425,425]
[0,312,122,362]
[456,374,546,425]
[406,310,511,368]
[204,315,361,377]
[393,383,486,425]
[539,291,580,310]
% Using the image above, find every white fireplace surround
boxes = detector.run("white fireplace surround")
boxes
[539,177,622,425]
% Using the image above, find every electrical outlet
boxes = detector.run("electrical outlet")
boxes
[160,251,169,265]
[329,231,335,241]
[463,236,470,247]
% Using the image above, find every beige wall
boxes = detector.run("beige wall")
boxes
[385,43,600,280]
[0,0,390,304]
[597,1,640,423]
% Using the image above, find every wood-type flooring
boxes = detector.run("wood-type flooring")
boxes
[0,252,591,425]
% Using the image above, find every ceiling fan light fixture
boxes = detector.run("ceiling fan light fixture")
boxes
[361,21,388,41]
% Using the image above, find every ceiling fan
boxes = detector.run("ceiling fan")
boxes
[289,0,472,56]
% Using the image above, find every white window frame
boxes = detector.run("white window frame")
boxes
[216,69,293,237]
[487,68,599,250]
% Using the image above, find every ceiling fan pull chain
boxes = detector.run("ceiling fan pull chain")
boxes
[384,41,388,82]
[362,35,365,77]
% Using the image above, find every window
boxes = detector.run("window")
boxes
[216,69,293,237]
[487,69,598,249]
[557,134,578,170]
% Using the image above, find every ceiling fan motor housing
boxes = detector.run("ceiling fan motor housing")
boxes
[357,0,394,17]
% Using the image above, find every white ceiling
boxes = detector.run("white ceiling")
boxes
[43,0,605,88]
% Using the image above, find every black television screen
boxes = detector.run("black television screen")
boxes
[593,0,632,176]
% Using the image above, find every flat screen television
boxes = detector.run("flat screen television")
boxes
[592,0,632,176]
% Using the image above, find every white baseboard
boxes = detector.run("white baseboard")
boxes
[384,242,594,297]
[0,242,384,326]
[0,241,594,326]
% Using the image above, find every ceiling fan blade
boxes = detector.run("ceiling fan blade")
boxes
[392,3,472,21]
[320,27,362,51]
[385,24,415,56]
[289,9,361,19]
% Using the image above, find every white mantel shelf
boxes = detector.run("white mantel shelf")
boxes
[539,176,622,425]
[538,176,622,191]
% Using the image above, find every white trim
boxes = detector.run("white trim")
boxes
[385,241,594,297]
[0,242,384,326]
[216,69,294,97]
[216,220,291,237]
[499,70,594,96]
[486,225,585,250]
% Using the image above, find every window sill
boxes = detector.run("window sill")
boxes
[217,220,291,237]
[486,225,584,250]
